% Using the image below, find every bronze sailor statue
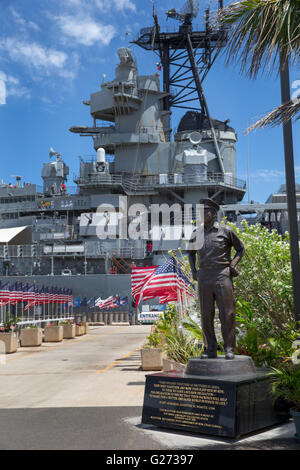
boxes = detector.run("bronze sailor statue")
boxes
[188,198,245,360]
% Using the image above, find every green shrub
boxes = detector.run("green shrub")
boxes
[146,305,203,364]
[269,364,300,412]
[228,220,294,337]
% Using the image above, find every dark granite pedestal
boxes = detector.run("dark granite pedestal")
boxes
[142,356,289,438]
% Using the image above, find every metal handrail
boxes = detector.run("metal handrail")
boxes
[74,172,246,192]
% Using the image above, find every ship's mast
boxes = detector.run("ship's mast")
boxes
[132,0,227,173]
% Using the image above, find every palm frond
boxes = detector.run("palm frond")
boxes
[246,96,300,132]
[218,0,300,79]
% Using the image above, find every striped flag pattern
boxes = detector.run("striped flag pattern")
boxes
[0,283,73,311]
[131,258,195,307]
[96,296,120,310]
[131,265,158,306]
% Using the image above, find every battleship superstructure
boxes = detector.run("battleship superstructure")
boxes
[0,1,298,299]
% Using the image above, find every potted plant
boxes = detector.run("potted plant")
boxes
[0,315,19,354]
[75,322,85,336]
[269,364,300,442]
[60,320,76,339]
[20,325,42,347]
[44,322,63,342]
[141,329,164,371]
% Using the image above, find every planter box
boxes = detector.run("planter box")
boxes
[141,348,163,371]
[62,324,76,339]
[44,326,63,342]
[20,328,42,347]
[163,358,186,373]
[0,332,18,354]
[75,325,85,336]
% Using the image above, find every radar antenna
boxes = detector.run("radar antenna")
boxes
[166,0,200,24]
[133,0,226,173]
[49,147,62,162]
[10,175,24,187]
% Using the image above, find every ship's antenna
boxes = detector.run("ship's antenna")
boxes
[49,147,62,161]
[133,0,227,173]
[166,0,200,25]
[10,175,24,187]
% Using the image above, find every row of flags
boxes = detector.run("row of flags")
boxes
[131,257,195,307]
[0,281,73,310]
[0,257,193,313]
[72,296,129,310]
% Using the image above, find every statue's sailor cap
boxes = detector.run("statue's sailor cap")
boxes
[199,198,220,211]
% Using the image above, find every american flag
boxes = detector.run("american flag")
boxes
[57,288,63,304]
[53,287,58,303]
[133,257,195,307]
[44,286,50,304]
[49,286,55,304]
[8,282,21,305]
[131,265,158,305]
[119,296,128,306]
[37,286,46,305]
[0,281,10,306]
[96,296,119,310]
[24,285,38,311]
[28,285,37,302]
[67,289,73,306]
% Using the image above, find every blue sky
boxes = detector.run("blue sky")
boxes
[0,0,299,203]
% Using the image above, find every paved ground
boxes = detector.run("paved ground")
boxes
[0,325,299,450]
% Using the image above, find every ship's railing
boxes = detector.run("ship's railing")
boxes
[84,241,147,259]
[0,188,79,215]
[103,247,147,260]
[0,242,148,260]
[75,174,123,186]
[0,200,40,213]
[75,172,246,193]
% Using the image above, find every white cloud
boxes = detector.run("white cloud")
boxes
[250,167,300,180]
[111,0,136,12]
[0,71,30,102]
[0,38,68,74]
[56,15,116,46]
[0,79,6,105]
[68,0,136,13]
[10,7,40,32]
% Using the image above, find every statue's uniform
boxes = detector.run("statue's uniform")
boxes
[188,222,244,356]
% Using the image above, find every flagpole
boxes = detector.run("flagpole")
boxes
[177,288,183,317]
[33,285,36,322]
[21,284,24,324]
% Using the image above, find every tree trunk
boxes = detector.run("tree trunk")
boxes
[279,52,300,326]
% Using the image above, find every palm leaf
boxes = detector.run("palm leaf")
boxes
[182,316,203,341]
[218,0,300,79]
[246,96,300,132]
